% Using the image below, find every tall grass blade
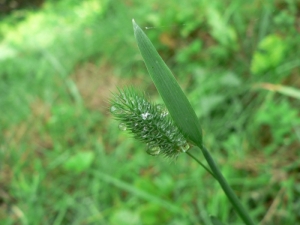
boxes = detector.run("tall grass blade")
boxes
[94,170,185,215]
[132,19,202,146]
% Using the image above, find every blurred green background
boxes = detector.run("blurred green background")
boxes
[0,0,299,224]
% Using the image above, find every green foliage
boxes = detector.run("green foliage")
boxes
[63,151,95,173]
[251,35,287,76]
[206,6,237,48]
[0,0,299,224]
[254,98,300,154]
[210,216,227,225]
[109,209,141,225]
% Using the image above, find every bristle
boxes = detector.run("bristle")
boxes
[110,87,190,158]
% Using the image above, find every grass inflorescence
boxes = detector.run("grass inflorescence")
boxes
[110,88,190,158]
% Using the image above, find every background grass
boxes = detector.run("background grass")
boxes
[0,0,299,224]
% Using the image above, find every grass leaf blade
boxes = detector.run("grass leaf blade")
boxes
[132,19,202,146]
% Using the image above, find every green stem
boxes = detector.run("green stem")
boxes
[192,145,255,225]
[186,151,216,179]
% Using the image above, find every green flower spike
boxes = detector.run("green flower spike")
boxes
[110,88,190,158]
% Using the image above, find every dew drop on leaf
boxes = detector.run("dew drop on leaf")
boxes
[118,123,127,131]
[146,145,161,156]
[161,110,169,117]
[111,105,122,114]
[180,143,190,152]
[110,105,117,113]
[129,97,135,104]
[156,104,164,111]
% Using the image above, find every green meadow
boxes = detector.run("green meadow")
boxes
[0,0,299,224]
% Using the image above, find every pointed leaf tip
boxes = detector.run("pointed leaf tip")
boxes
[132,19,138,30]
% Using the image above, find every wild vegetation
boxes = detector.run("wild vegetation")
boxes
[0,0,299,224]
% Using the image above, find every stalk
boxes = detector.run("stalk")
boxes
[188,146,255,225]
[186,150,216,179]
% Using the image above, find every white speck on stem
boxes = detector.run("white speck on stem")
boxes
[141,112,151,120]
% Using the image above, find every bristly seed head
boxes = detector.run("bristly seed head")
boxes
[110,87,190,158]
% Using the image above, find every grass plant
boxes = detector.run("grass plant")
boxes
[111,19,256,225]
[1,0,299,224]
